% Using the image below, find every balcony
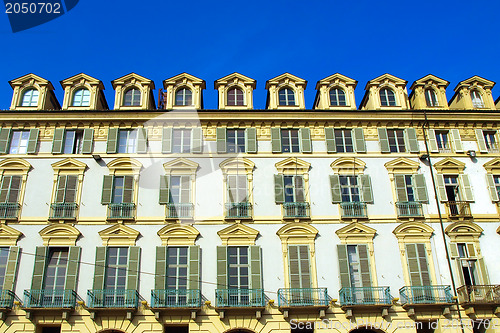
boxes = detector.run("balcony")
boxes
[0,203,20,220]
[215,289,265,308]
[24,289,78,308]
[49,203,78,220]
[225,202,252,219]
[165,203,194,219]
[151,289,201,308]
[456,285,500,306]
[400,286,453,305]
[339,287,392,307]
[340,202,367,219]
[277,288,328,307]
[283,202,310,219]
[445,201,472,219]
[396,201,423,218]
[0,290,15,308]
[87,289,139,308]
[107,203,135,220]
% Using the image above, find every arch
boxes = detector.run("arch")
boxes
[175,87,193,106]
[107,157,142,175]
[0,158,31,172]
[393,221,434,237]
[226,86,245,106]
[123,87,141,106]
[330,157,365,174]
[39,224,80,246]
[277,222,318,241]
[470,89,484,108]
[220,157,255,173]
[445,221,483,240]
[20,87,39,106]
[97,330,126,333]
[424,88,439,107]
[278,87,296,106]
[329,87,347,106]
[71,87,91,106]
[350,328,386,333]
[157,223,199,246]
[379,87,396,106]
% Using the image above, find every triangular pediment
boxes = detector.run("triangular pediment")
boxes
[9,73,54,89]
[336,222,376,242]
[39,224,80,246]
[214,73,256,89]
[433,157,465,173]
[52,158,87,172]
[265,73,307,89]
[384,157,420,173]
[60,73,104,89]
[410,74,449,90]
[218,224,259,245]
[163,158,199,173]
[275,157,310,173]
[163,73,206,89]
[365,73,407,89]
[455,76,495,91]
[315,73,357,90]
[0,158,31,172]
[483,158,500,173]
[98,224,140,246]
[393,222,434,240]
[0,224,23,246]
[112,72,155,89]
[331,158,365,174]
[157,224,199,246]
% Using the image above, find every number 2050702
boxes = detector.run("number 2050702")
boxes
[5,2,61,14]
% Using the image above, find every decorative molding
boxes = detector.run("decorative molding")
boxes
[276,222,318,243]
[0,224,23,246]
[483,158,500,173]
[331,157,366,174]
[107,158,142,175]
[336,222,376,243]
[39,224,80,246]
[157,223,199,246]
[0,158,31,173]
[275,157,310,174]
[218,224,259,246]
[52,158,87,173]
[385,157,420,174]
[445,222,483,241]
[393,222,434,241]
[433,157,466,174]
[314,73,358,110]
[98,224,140,246]
[163,158,199,175]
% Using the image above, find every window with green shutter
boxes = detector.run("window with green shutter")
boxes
[54,175,78,203]
[453,243,488,286]
[53,130,85,154]
[8,130,31,154]
[288,245,311,289]
[101,247,141,291]
[0,175,22,203]
[0,246,20,292]
[216,246,261,290]
[337,244,372,289]
[394,174,428,203]
[485,174,500,202]
[405,243,431,286]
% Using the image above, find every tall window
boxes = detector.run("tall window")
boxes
[405,243,430,286]
[71,89,91,107]
[457,243,477,286]
[167,247,188,289]
[227,129,246,153]
[334,129,354,152]
[169,175,191,204]
[329,88,346,106]
[172,129,192,153]
[284,175,305,203]
[227,175,248,203]
[110,176,134,204]
[443,175,460,201]
[387,129,406,152]
[483,131,498,153]
[379,88,396,106]
[471,90,484,108]
[228,247,249,289]
[435,131,450,153]
[175,88,192,106]
[278,88,296,106]
[118,130,137,153]
[0,248,9,288]
[54,175,78,204]
[288,245,311,289]
[227,87,244,106]
[63,130,84,154]
[9,130,30,154]
[44,248,69,290]
[424,89,439,107]
[0,175,21,204]
[105,247,128,290]
[281,129,300,153]
[339,176,360,202]
[21,89,39,106]
[123,88,141,106]
[493,175,500,199]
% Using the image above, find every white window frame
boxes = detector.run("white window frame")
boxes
[329,88,347,106]
[334,129,354,153]
[71,89,91,107]
[123,88,141,106]
[379,88,397,106]
[21,89,39,107]
[9,130,30,154]
[387,129,406,152]
[175,88,193,106]
[425,89,439,107]
[278,88,296,106]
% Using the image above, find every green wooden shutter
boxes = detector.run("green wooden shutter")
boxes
[478,258,490,285]
[106,128,119,153]
[65,175,78,203]
[485,174,499,201]
[337,245,350,288]
[406,243,426,286]
[436,175,447,201]
[191,127,203,154]
[216,246,227,289]
[155,247,167,290]
[137,128,148,153]
[353,128,366,153]
[416,244,431,286]
[27,128,39,154]
[358,245,372,287]
[294,176,305,202]
[459,174,474,202]
[0,128,12,154]
[126,247,141,290]
[274,174,285,204]
[0,176,11,203]
[394,175,408,202]
[7,176,21,203]
[122,176,134,203]
[330,175,341,203]
[475,129,487,153]
[450,129,463,153]
[159,175,170,204]
[162,127,173,154]
[188,246,200,290]
[216,128,226,153]
[466,243,476,257]
[55,175,67,203]
[288,245,302,289]
[378,128,390,153]
[271,127,281,153]
[324,128,336,153]
[82,128,94,154]
[359,175,373,203]
[449,243,459,258]
[31,246,48,290]
[427,129,438,153]
[299,128,312,153]
[64,246,81,291]
[93,247,107,290]
[101,175,114,204]
[2,247,20,291]
[245,127,257,153]
[249,246,262,290]
[52,128,65,154]
[414,174,428,202]
[405,128,419,153]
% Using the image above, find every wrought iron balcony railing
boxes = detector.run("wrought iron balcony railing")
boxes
[215,289,265,307]
[456,285,500,305]
[445,201,472,218]
[0,203,20,219]
[339,287,392,306]
[396,201,423,217]
[87,289,139,308]
[107,203,135,220]
[165,203,194,219]
[49,203,78,220]
[151,289,201,308]
[340,202,367,218]
[225,202,252,219]
[277,288,328,307]
[399,285,453,305]
[283,202,310,218]
[24,289,78,308]
[0,289,15,308]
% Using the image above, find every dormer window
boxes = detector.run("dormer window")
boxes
[379,88,396,106]
[21,89,39,107]
[471,90,484,108]
[227,87,244,106]
[123,88,141,106]
[329,88,346,106]
[279,88,296,106]
[71,88,90,107]
[175,88,193,106]
[425,89,439,107]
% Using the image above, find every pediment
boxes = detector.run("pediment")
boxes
[336,222,376,242]
[483,158,500,173]
[0,224,23,246]
[107,158,142,172]
[163,72,206,89]
[214,73,256,89]
[219,158,255,173]
[157,224,199,246]
[9,73,54,89]
[365,73,407,89]
[445,222,483,236]
[52,158,87,172]
[218,223,259,245]
[60,73,104,89]
[330,158,365,174]
[0,158,31,172]
[265,73,307,89]
[315,73,357,90]
[433,157,465,173]
[277,222,318,241]
[39,224,80,246]
[275,157,310,173]
[410,74,449,90]
[163,158,199,173]
[393,222,434,240]
[98,224,140,246]
[112,72,155,89]
[384,157,420,173]
[455,76,495,91]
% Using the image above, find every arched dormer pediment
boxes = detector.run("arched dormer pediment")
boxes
[445,222,483,242]
[393,222,434,241]
[384,157,420,174]
[214,73,256,109]
[336,222,376,244]
[0,158,31,173]
[449,76,496,110]
[112,73,156,110]
[433,157,465,174]
[330,157,365,174]
[218,224,259,246]
[275,157,310,174]
[51,158,87,173]
[360,73,409,110]
[220,158,255,174]
[276,222,318,243]
[98,224,140,246]
[60,73,108,110]
[163,158,198,176]
[162,73,206,110]
[314,73,358,110]
[107,158,142,175]
[483,158,500,173]
[9,73,60,110]
[157,224,199,246]
[265,73,307,110]
[409,74,450,109]
[39,224,80,246]
[0,224,23,246]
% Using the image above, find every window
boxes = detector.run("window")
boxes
[483,131,498,153]
[486,174,500,202]
[227,87,244,106]
[278,88,296,106]
[0,248,9,288]
[281,129,300,153]
[334,129,354,152]
[228,246,249,289]
[175,88,192,106]
[9,130,29,154]
[339,176,360,202]
[63,130,84,154]
[216,128,257,154]
[101,175,136,218]
[227,129,246,153]
[168,175,191,204]
[271,128,311,153]
[325,128,366,153]
[406,243,431,286]
[166,247,188,289]
[387,129,406,152]
[227,175,248,203]
[443,175,460,202]
[379,88,397,106]
[163,127,203,154]
[456,243,477,286]
[283,175,305,203]
[21,88,39,106]
[329,88,346,106]
[288,245,311,289]
[172,129,192,153]
[44,248,69,290]
[118,129,138,153]
[0,175,21,204]
[337,244,372,295]
[111,176,133,204]
[379,128,420,153]
[435,131,450,153]
[394,174,428,203]
[471,90,484,108]
[71,89,90,107]
[123,88,141,106]
[424,89,439,107]
[428,129,462,153]
[54,175,78,204]
[105,247,128,290]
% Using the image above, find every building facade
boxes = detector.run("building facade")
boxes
[0,72,499,333]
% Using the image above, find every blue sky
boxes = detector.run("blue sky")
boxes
[1,0,499,110]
